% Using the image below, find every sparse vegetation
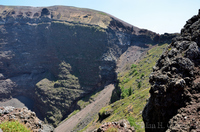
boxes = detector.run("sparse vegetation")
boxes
[122,78,130,84]
[118,44,168,91]
[134,71,138,75]
[138,81,142,89]
[131,64,137,69]
[141,73,145,78]
[106,127,118,132]
[98,12,107,16]
[80,43,168,132]
[0,121,31,132]
[121,86,133,99]
[77,87,103,109]
[128,116,140,130]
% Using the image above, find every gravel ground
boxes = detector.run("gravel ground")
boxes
[55,84,115,132]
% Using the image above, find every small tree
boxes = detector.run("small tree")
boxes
[128,86,132,96]
[138,81,142,89]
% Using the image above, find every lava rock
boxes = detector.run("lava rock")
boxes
[143,9,200,132]
[94,120,135,132]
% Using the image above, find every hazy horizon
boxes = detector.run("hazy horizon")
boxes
[1,0,200,34]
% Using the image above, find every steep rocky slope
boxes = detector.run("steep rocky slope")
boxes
[0,5,175,126]
[143,9,200,132]
[80,44,169,132]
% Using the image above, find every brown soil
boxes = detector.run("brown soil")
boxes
[55,84,115,132]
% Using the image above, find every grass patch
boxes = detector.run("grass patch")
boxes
[0,121,31,132]
[98,12,108,16]
[128,116,141,131]
[106,127,118,132]
[118,44,168,92]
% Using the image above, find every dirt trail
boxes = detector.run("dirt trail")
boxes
[55,84,115,132]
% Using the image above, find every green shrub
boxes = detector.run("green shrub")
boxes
[121,89,128,99]
[131,64,137,69]
[138,81,142,89]
[127,116,140,130]
[121,86,133,99]
[123,78,130,84]
[141,73,145,78]
[135,71,138,75]
[128,86,133,96]
[129,69,137,75]
[0,121,31,132]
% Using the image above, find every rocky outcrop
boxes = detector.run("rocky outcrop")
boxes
[142,9,200,132]
[94,119,135,132]
[0,5,174,126]
[0,106,54,132]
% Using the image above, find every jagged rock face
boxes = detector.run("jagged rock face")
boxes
[0,5,174,126]
[142,9,200,132]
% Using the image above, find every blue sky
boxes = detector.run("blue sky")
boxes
[1,0,200,34]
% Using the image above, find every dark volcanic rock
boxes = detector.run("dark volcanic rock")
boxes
[0,5,174,126]
[143,9,200,132]
[41,8,50,16]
